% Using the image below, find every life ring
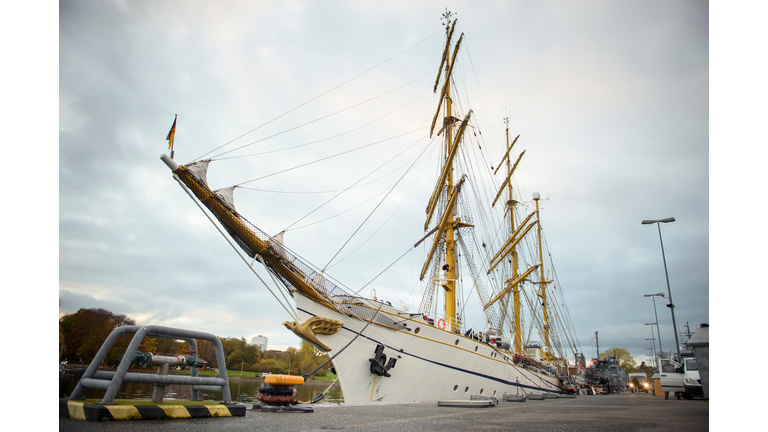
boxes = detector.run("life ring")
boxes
[437,318,446,329]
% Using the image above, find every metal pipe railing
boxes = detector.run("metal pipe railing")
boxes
[68,325,232,405]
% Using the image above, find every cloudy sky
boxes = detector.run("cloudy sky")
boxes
[40,0,752,370]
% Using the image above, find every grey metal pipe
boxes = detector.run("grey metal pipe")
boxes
[101,326,152,404]
[192,385,224,392]
[72,324,233,405]
[150,355,186,367]
[91,370,226,386]
[140,325,232,403]
[185,338,200,400]
[69,325,141,400]
[122,373,227,386]
[78,378,112,390]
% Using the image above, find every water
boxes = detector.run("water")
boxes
[59,371,344,404]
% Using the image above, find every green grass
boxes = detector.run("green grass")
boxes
[172,369,257,378]
[224,370,259,378]
[311,371,337,381]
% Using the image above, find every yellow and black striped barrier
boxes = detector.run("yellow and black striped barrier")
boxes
[60,399,246,422]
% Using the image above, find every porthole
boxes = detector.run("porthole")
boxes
[415,327,420,334]
[455,339,459,346]
[453,385,458,391]
[480,388,484,395]
[474,346,478,352]
[464,386,469,393]
[493,390,497,397]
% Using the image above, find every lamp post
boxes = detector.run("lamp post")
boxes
[645,337,656,362]
[645,323,658,362]
[644,293,665,358]
[642,217,681,362]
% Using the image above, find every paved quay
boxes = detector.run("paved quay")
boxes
[59,392,709,431]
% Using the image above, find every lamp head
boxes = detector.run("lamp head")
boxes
[642,217,675,225]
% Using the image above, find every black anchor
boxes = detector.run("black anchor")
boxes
[368,343,397,377]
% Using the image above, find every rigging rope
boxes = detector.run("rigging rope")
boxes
[192,29,443,162]
[327,146,432,270]
[171,174,299,321]
[209,71,435,161]
[289,184,392,231]
[238,147,423,195]
[280,132,430,233]
[217,83,432,161]
[234,127,425,187]
[321,133,436,271]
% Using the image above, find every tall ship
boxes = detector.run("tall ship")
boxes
[161,12,581,403]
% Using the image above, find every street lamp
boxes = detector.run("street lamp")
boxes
[644,293,665,358]
[642,217,681,362]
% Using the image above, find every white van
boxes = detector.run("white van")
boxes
[658,358,702,399]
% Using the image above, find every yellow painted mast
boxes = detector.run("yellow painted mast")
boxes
[443,11,457,332]
[424,10,462,332]
[534,192,551,362]
[504,117,523,353]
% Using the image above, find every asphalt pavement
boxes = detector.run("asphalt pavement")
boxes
[59,391,709,432]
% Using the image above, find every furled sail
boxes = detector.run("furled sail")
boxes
[167,158,341,311]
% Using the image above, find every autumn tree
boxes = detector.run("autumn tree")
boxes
[219,337,241,358]
[59,308,137,365]
[254,358,286,374]
[600,347,636,372]
[298,340,330,377]
[197,339,218,367]
[228,349,245,369]
[285,346,301,374]
[154,337,184,355]
[142,337,158,354]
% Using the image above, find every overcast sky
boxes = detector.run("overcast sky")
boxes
[29,0,756,374]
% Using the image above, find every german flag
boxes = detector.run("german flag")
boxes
[166,115,177,150]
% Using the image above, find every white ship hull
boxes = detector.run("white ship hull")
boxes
[295,294,563,403]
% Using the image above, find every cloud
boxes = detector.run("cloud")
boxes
[58,0,709,366]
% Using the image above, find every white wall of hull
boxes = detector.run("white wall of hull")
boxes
[295,295,562,403]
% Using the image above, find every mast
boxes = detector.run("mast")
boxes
[534,192,551,362]
[503,117,522,353]
[595,331,600,359]
[421,9,463,332]
[442,10,458,332]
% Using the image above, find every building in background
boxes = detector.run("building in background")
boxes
[251,335,267,352]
